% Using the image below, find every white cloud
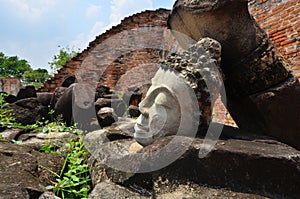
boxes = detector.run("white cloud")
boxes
[71,0,153,50]
[86,4,101,19]
[70,33,87,50]
[110,0,153,25]
[71,21,107,50]
[90,21,107,36]
[2,38,62,72]
[1,0,57,23]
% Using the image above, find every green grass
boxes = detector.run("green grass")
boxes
[37,120,91,199]
[53,135,91,199]
[38,123,91,199]
[0,93,15,127]
[1,93,91,198]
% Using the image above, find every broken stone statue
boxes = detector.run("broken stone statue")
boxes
[168,0,300,150]
[134,37,223,146]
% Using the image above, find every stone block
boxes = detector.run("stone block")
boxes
[85,121,300,198]
[225,75,300,150]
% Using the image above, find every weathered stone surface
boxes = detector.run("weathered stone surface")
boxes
[34,151,65,186]
[53,87,73,125]
[54,83,98,131]
[95,98,126,117]
[154,183,270,199]
[112,100,126,117]
[95,85,112,99]
[133,135,300,198]
[168,0,289,95]
[102,94,119,99]
[0,142,64,199]
[38,192,61,199]
[85,118,135,143]
[69,83,96,120]
[225,38,290,95]
[0,92,17,104]
[0,183,30,199]
[60,74,76,87]
[17,85,37,100]
[19,131,78,151]
[85,119,137,185]
[0,78,21,96]
[128,105,141,118]
[226,74,300,150]
[0,127,78,152]
[49,87,67,109]
[123,92,142,107]
[89,182,148,199]
[97,107,118,127]
[95,98,112,109]
[37,92,53,107]
[0,128,30,141]
[128,86,140,92]
[85,120,300,198]
[8,98,49,125]
[134,38,223,146]
[87,139,138,185]
[168,0,262,57]
[87,173,270,199]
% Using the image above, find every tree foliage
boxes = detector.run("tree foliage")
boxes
[48,46,80,74]
[23,68,50,88]
[0,52,50,89]
[0,52,31,78]
[24,68,50,83]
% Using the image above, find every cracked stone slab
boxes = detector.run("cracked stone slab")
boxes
[85,122,300,198]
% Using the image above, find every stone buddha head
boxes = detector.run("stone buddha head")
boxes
[134,37,223,146]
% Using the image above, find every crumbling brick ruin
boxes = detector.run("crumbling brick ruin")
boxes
[39,9,170,92]
[39,1,299,93]
[38,1,299,126]
[249,0,300,78]
[0,77,21,96]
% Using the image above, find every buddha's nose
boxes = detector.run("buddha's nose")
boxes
[138,100,149,118]
[136,112,149,128]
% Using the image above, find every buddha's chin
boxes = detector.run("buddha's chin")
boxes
[134,124,154,146]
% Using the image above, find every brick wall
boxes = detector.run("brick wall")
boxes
[100,49,161,93]
[215,0,299,126]
[39,2,299,126]
[0,78,21,96]
[40,2,299,92]
[39,8,170,92]
[249,0,300,78]
[77,28,170,92]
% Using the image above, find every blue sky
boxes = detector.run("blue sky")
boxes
[0,0,175,72]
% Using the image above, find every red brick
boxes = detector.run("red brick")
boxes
[39,1,299,124]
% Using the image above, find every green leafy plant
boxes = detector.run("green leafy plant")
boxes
[42,121,81,135]
[53,135,91,199]
[0,52,49,88]
[0,93,42,131]
[11,122,40,130]
[23,68,50,87]
[0,52,31,78]
[0,93,15,126]
[49,46,80,75]
[11,139,22,145]
[1,95,91,198]
[39,142,59,155]
[38,121,90,199]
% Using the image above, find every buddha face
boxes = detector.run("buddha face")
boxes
[134,87,181,146]
[134,68,200,146]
